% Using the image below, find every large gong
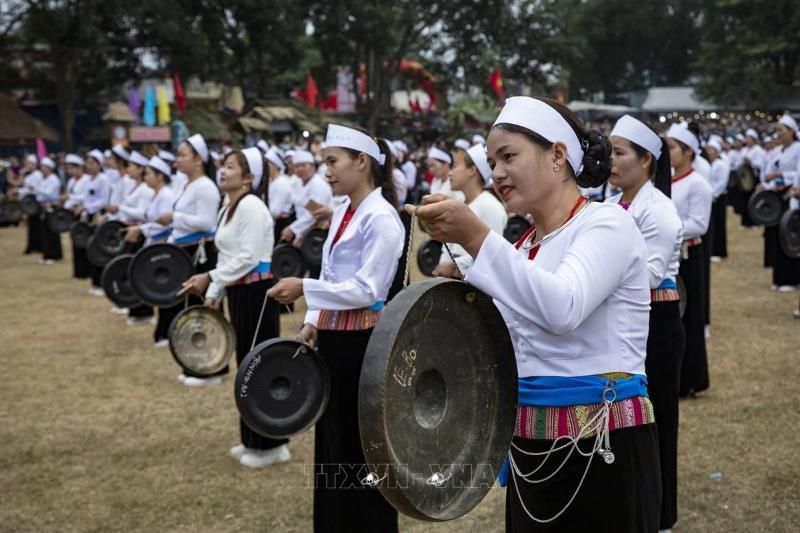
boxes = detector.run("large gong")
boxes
[169,306,236,376]
[359,278,518,521]
[101,254,141,308]
[748,190,783,227]
[503,215,531,244]
[300,228,328,268]
[128,243,194,307]
[235,338,330,439]
[778,208,800,258]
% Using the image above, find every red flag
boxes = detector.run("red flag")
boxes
[305,73,319,108]
[172,73,186,113]
[489,67,505,100]
[321,90,338,111]
[410,97,422,113]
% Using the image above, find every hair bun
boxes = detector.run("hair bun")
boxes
[576,130,611,188]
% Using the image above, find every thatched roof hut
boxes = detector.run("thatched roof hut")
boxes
[0,95,59,144]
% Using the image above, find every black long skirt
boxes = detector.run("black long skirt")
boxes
[740,189,756,227]
[313,329,399,533]
[764,225,777,269]
[505,424,661,532]
[227,278,287,450]
[40,214,63,261]
[728,183,741,214]
[701,230,713,326]
[71,241,91,279]
[679,244,709,395]
[711,194,727,258]
[24,213,42,254]
[771,209,800,286]
[89,263,103,288]
[646,300,685,530]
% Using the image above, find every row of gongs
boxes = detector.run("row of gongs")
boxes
[747,190,800,258]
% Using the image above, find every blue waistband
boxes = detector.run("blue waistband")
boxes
[151,228,173,240]
[250,261,271,274]
[518,374,649,408]
[497,373,648,487]
[174,231,215,245]
[656,278,676,290]
[368,301,385,312]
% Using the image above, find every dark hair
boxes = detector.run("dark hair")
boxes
[455,148,485,189]
[492,97,611,188]
[671,138,696,162]
[628,131,672,198]
[687,122,709,161]
[341,127,398,208]
[182,140,217,179]
[222,151,254,223]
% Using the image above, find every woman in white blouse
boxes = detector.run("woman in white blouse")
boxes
[268,124,404,533]
[154,134,223,384]
[105,151,156,324]
[433,143,507,278]
[413,97,660,532]
[63,155,91,279]
[35,157,63,264]
[124,157,177,345]
[666,124,712,398]
[608,115,685,532]
[182,148,289,468]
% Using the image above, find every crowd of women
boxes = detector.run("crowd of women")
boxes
[2,99,799,532]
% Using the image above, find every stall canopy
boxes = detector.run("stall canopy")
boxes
[641,87,717,112]
[0,94,59,143]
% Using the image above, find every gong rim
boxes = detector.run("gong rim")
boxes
[736,165,756,193]
[300,228,328,267]
[86,234,113,267]
[272,243,305,280]
[21,194,39,216]
[778,208,800,258]
[46,208,76,233]
[94,220,127,256]
[359,278,518,521]
[416,239,443,277]
[503,215,531,244]
[127,243,194,307]
[747,190,783,227]
[101,254,141,308]
[168,306,236,376]
[235,338,330,439]
[70,222,93,249]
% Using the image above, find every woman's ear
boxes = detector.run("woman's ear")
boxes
[552,141,568,167]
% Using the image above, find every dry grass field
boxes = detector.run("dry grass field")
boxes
[0,212,798,532]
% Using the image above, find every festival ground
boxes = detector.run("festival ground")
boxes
[1,211,798,532]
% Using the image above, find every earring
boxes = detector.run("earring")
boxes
[554,163,561,172]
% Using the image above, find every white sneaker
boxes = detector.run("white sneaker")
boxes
[153,339,169,349]
[793,309,800,319]
[183,376,223,387]
[710,256,721,263]
[777,285,798,293]
[230,444,253,461]
[240,445,291,468]
[177,373,186,383]
[704,325,711,339]
[110,306,129,315]
[39,259,55,265]
[88,287,104,297]
[127,317,155,326]
[771,285,778,291]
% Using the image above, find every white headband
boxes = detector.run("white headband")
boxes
[40,157,56,169]
[493,96,585,174]
[256,139,270,154]
[129,151,149,167]
[472,134,486,146]
[291,150,315,166]
[158,150,175,162]
[186,133,209,163]
[466,144,493,186]
[265,149,285,173]
[325,124,385,165]
[707,138,723,152]
[241,147,264,190]
[735,133,746,143]
[427,147,452,165]
[65,154,84,166]
[26,154,38,164]
[148,156,172,178]
[745,128,759,140]
[611,115,662,159]
[454,139,471,151]
[112,145,130,161]
[666,123,700,154]
[87,149,105,166]
[384,138,399,158]
[779,114,798,133]
[393,140,409,153]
